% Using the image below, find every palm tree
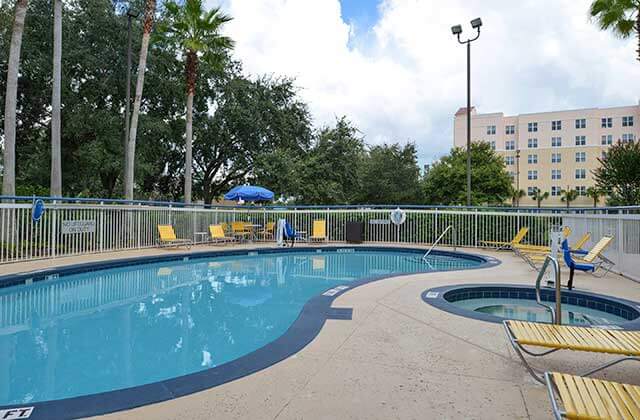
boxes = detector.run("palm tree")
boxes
[159,0,234,203]
[509,186,526,207]
[2,0,29,198]
[124,0,156,200]
[560,187,579,208]
[586,186,602,207]
[50,0,62,197]
[531,188,549,208]
[590,0,640,61]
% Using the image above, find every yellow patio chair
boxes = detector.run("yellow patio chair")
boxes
[258,222,276,241]
[157,225,192,249]
[545,372,640,420]
[523,235,614,275]
[310,220,327,242]
[231,221,251,241]
[503,320,639,384]
[478,227,529,250]
[209,224,235,244]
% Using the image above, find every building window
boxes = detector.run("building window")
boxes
[575,152,586,163]
[487,125,496,135]
[528,138,538,148]
[575,135,586,146]
[551,137,562,147]
[622,116,634,127]
[601,134,613,145]
[528,170,538,180]
[505,125,515,135]
[622,133,635,143]
[528,122,538,132]
[551,169,562,180]
[508,171,516,180]
[552,153,562,163]
[551,120,562,131]
[527,187,536,196]
[601,117,612,128]
[575,169,586,179]
[575,118,586,129]
[489,141,496,150]
[527,154,538,164]
[576,186,586,196]
[602,150,607,159]
[505,156,515,165]
[505,140,515,150]
[551,186,561,196]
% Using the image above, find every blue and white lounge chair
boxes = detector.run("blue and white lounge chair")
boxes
[283,221,306,247]
[561,239,593,290]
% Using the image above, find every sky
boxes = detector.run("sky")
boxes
[210,0,640,166]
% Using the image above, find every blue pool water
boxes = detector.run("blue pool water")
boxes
[0,250,481,405]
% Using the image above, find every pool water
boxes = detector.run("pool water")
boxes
[453,298,629,326]
[0,250,480,405]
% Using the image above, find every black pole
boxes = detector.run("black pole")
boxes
[124,13,134,149]
[466,41,471,206]
[516,149,520,206]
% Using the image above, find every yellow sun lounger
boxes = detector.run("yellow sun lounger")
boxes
[209,224,235,244]
[310,220,327,242]
[545,372,640,420]
[157,225,192,248]
[513,226,574,253]
[522,236,614,275]
[478,227,529,250]
[504,320,640,383]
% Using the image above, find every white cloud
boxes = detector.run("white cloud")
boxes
[211,0,640,163]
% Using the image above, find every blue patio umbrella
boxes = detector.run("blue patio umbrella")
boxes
[224,185,274,202]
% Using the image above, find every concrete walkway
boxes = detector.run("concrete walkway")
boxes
[2,244,639,419]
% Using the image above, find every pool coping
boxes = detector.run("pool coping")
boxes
[0,246,499,420]
[421,283,640,330]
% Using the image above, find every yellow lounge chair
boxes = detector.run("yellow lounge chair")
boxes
[545,372,640,420]
[258,222,276,241]
[523,236,614,275]
[504,320,640,383]
[478,227,529,250]
[516,232,591,266]
[157,225,192,248]
[310,220,327,242]
[513,226,574,253]
[209,224,235,244]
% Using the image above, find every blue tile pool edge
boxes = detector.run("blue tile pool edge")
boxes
[0,246,499,420]
[421,283,640,330]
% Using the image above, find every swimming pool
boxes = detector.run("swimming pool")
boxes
[0,247,491,418]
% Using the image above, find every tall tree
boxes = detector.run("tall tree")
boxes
[560,187,579,208]
[50,0,62,196]
[158,0,234,203]
[423,142,512,205]
[2,0,29,197]
[586,186,602,207]
[125,0,156,200]
[531,188,549,208]
[590,0,640,61]
[594,141,640,205]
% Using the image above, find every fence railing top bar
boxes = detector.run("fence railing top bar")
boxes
[1,195,638,214]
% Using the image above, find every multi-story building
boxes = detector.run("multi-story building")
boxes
[453,105,640,206]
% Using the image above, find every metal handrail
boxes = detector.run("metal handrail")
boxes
[423,225,456,260]
[535,255,562,325]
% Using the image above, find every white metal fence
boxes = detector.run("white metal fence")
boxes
[0,202,637,281]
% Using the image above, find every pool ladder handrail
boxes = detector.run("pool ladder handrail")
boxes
[535,255,562,325]
[423,225,456,261]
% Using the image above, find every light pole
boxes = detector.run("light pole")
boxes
[515,149,521,206]
[124,9,139,152]
[452,18,482,206]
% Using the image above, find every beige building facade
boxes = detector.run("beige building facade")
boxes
[453,105,640,206]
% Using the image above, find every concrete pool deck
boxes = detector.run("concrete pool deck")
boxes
[1,244,639,419]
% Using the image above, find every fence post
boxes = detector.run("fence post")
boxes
[50,202,57,259]
[99,201,104,253]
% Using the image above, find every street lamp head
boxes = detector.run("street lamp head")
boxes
[127,9,140,18]
[451,24,463,35]
[470,17,483,29]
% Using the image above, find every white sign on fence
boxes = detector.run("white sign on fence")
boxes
[61,220,96,234]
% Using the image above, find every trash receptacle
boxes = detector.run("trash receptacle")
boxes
[346,221,364,243]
